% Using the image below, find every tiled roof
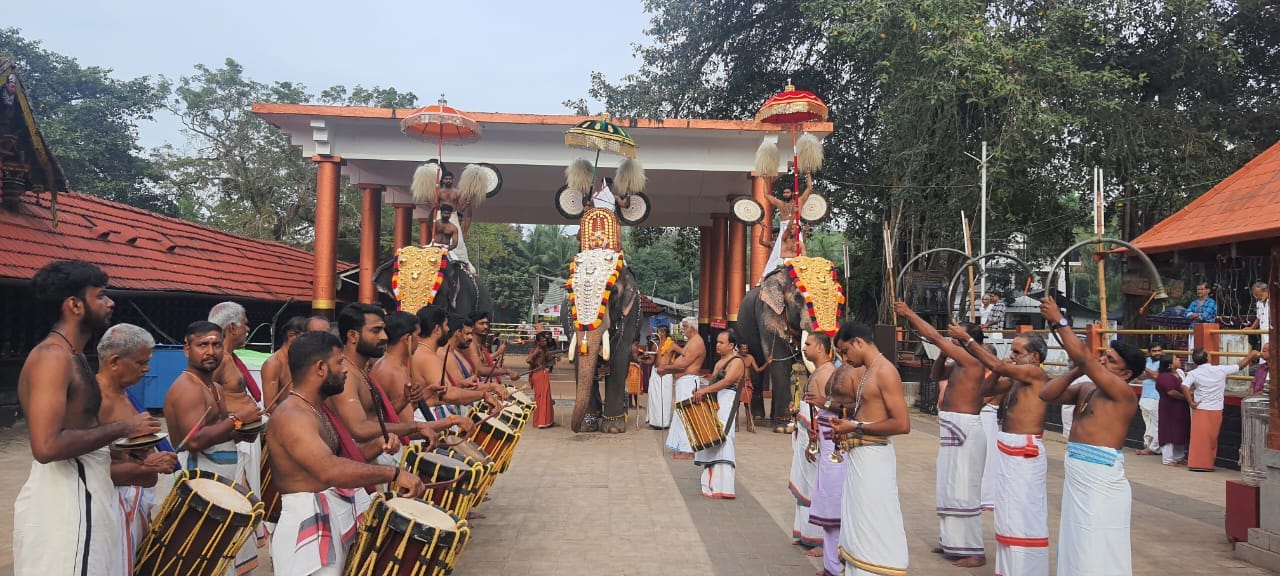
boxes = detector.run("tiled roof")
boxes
[1131,139,1280,253]
[0,191,350,302]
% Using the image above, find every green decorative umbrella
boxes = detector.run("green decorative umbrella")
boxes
[564,112,637,159]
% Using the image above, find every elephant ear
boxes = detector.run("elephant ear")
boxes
[760,274,787,316]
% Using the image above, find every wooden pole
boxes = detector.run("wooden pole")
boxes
[962,211,975,322]
[1096,167,1108,328]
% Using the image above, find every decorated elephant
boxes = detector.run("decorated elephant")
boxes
[559,208,643,433]
[736,256,845,432]
[371,245,492,317]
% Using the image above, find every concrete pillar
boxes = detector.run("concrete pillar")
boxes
[727,219,746,322]
[358,185,383,304]
[393,205,413,249]
[311,155,343,318]
[749,175,772,286]
[419,219,430,246]
[710,214,728,322]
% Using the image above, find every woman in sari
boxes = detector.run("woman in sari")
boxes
[1155,354,1191,466]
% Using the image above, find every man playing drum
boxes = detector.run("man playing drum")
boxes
[261,316,310,411]
[691,330,746,499]
[14,261,161,576]
[164,320,265,575]
[369,311,426,424]
[828,321,913,576]
[665,317,705,460]
[326,304,442,467]
[467,310,520,384]
[441,313,509,407]
[410,306,489,427]
[96,323,180,572]
[268,331,426,576]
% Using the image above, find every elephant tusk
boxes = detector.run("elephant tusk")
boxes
[801,330,816,373]
[601,330,611,362]
[568,332,578,362]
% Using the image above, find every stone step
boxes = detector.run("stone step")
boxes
[1248,528,1277,553]
[1235,542,1280,573]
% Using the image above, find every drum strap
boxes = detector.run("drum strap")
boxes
[721,357,746,436]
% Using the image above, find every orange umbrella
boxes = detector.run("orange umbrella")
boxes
[400,95,482,160]
[756,83,829,236]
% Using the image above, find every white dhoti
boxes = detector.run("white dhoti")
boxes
[665,374,697,453]
[995,432,1049,576]
[839,440,909,576]
[763,219,803,274]
[936,411,986,559]
[240,437,267,546]
[1139,397,1160,452]
[444,213,471,270]
[1059,443,1131,576]
[180,441,259,575]
[693,388,736,498]
[117,484,157,573]
[812,409,846,576]
[272,489,360,576]
[647,371,674,428]
[979,403,999,510]
[13,446,126,576]
[789,403,822,547]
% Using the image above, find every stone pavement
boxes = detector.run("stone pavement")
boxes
[0,387,1275,575]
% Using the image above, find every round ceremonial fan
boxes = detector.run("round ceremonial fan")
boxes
[800,194,829,223]
[617,192,651,225]
[732,198,765,224]
[475,162,503,198]
[556,185,585,219]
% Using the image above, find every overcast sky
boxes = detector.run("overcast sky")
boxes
[6,0,651,148]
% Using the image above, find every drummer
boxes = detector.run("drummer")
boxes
[468,310,520,384]
[410,305,488,428]
[96,323,180,572]
[690,330,746,499]
[268,330,426,575]
[162,320,264,575]
[325,303,444,467]
[443,313,510,406]
[261,316,308,412]
[369,311,426,424]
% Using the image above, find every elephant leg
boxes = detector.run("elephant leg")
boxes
[750,373,766,420]
[600,311,639,434]
[768,359,793,431]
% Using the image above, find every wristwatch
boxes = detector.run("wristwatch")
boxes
[855,421,865,436]
[1058,317,1069,328]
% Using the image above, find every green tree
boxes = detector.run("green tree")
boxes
[467,222,531,322]
[0,28,169,213]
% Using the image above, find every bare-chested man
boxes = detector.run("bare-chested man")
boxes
[96,323,179,572]
[797,333,837,565]
[895,300,987,567]
[950,324,1051,576]
[432,204,460,250]
[664,317,705,459]
[209,302,262,412]
[370,311,425,424]
[409,306,487,427]
[761,174,814,272]
[261,316,308,412]
[163,320,264,575]
[827,321,912,576]
[441,313,509,406]
[468,310,520,384]
[1037,298,1143,575]
[326,303,444,467]
[15,261,159,576]
[268,331,425,575]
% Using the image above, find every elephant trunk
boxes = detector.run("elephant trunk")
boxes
[570,329,603,432]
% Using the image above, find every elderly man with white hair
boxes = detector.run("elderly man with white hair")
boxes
[95,323,179,572]
[664,317,706,460]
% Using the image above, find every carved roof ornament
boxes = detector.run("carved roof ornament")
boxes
[0,58,67,220]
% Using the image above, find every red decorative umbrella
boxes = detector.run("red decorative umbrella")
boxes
[756,83,829,237]
[400,95,482,161]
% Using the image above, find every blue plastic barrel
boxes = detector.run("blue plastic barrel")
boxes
[126,345,188,410]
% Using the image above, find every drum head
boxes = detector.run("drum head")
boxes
[186,478,254,515]
[442,438,493,465]
[476,162,503,198]
[732,198,764,224]
[238,418,267,434]
[617,192,651,225]
[420,452,468,471]
[112,432,167,450]
[479,418,516,437]
[508,390,534,406]
[800,194,829,223]
[386,497,458,531]
[556,185,585,219]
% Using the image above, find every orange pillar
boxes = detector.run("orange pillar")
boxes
[393,205,413,249]
[727,219,746,322]
[698,227,712,326]
[357,185,383,304]
[710,214,728,322]
[419,219,430,246]
[749,175,773,286]
[1194,322,1219,357]
[312,155,343,317]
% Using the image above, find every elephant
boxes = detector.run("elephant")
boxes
[559,258,642,434]
[737,258,844,431]
[371,254,492,317]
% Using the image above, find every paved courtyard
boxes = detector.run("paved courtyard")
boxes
[0,366,1273,575]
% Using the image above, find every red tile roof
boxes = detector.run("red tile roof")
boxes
[1131,139,1280,254]
[0,191,350,302]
